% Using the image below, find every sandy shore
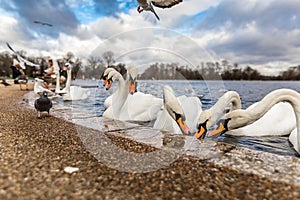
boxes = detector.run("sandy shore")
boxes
[0,84,300,199]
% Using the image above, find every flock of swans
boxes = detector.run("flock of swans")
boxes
[34,61,90,101]
[101,67,300,155]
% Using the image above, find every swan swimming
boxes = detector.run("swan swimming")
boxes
[62,63,90,101]
[153,85,191,135]
[102,69,162,122]
[207,89,300,154]
[102,67,137,109]
[195,91,242,139]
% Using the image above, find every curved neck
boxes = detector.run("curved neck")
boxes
[208,91,242,125]
[111,74,128,115]
[226,89,300,132]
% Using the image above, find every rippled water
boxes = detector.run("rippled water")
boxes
[61,80,300,157]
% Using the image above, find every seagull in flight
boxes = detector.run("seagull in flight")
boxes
[136,0,183,20]
[6,42,40,70]
[33,20,53,27]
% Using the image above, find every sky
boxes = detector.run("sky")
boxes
[0,0,300,75]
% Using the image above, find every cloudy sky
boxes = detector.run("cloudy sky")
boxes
[0,0,300,75]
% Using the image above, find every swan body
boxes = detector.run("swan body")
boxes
[103,70,163,122]
[226,102,295,136]
[208,89,300,154]
[62,63,90,101]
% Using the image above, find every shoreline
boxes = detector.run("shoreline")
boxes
[0,84,300,199]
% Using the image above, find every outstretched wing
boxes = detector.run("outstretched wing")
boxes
[6,42,40,69]
[34,20,53,27]
[152,0,183,8]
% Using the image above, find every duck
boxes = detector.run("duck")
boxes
[136,0,183,20]
[195,91,242,139]
[206,89,300,154]
[62,63,90,101]
[102,69,162,122]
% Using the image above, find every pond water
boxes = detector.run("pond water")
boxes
[60,80,300,157]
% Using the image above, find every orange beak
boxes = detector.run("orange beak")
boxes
[176,117,190,135]
[129,80,137,95]
[103,75,109,86]
[194,125,206,139]
[207,122,226,138]
[106,79,113,90]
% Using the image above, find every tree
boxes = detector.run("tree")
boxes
[102,51,115,66]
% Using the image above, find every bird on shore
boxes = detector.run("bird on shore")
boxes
[0,78,11,87]
[136,0,183,20]
[34,91,52,118]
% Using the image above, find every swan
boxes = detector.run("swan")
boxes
[206,89,300,154]
[195,91,242,139]
[34,78,53,94]
[102,69,162,122]
[103,67,138,109]
[102,68,119,109]
[153,85,190,134]
[62,63,90,101]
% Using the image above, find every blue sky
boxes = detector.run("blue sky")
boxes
[1,0,300,75]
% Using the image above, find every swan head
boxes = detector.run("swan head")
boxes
[163,86,190,135]
[102,68,116,86]
[194,110,214,139]
[206,118,232,138]
[127,66,138,95]
[105,70,122,90]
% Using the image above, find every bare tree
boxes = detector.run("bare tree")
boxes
[102,51,115,66]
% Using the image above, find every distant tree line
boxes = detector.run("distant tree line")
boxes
[139,61,300,81]
[1,50,300,81]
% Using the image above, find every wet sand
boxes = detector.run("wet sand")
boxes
[0,84,300,199]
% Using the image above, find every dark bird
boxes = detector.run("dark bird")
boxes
[136,0,183,20]
[0,78,11,87]
[33,20,53,27]
[34,91,52,118]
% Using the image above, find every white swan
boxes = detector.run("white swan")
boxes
[207,89,300,154]
[102,68,118,109]
[62,63,90,101]
[102,69,162,122]
[34,78,53,94]
[195,91,242,139]
[103,67,138,109]
[153,85,191,134]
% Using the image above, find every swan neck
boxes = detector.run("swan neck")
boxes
[65,69,72,92]
[208,91,242,124]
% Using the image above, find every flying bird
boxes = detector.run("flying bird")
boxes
[33,20,53,27]
[6,42,40,70]
[34,91,53,118]
[136,0,183,20]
